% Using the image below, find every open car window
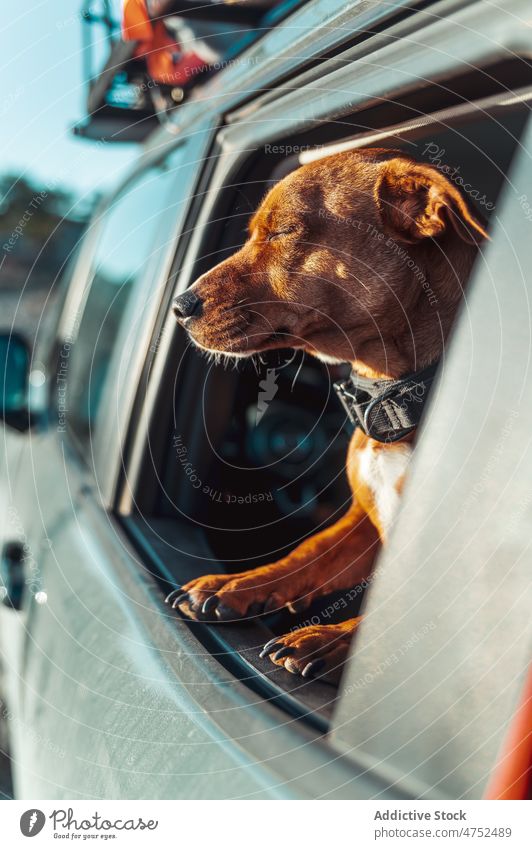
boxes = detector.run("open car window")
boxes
[118,59,532,736]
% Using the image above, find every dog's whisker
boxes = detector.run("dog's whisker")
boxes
[291,350,305,392]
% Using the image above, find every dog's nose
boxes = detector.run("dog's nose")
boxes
[172,291,203,321]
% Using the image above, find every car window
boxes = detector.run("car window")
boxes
[120,83,531,731]
[65,161,175,450]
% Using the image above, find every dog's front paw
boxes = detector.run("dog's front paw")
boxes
[260,618,362,684]
[165,566,308,622]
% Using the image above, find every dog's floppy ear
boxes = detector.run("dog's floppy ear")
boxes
[375,158,489,245]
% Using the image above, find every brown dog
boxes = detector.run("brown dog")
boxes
[168,147,487,683]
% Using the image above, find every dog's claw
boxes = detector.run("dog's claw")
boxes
[272,646,295,661]
[214,602,241,621]
[171,592,189,609]
[165,588,183,604]
[172,593,188,610]
[302,659,326,678]
[263,636,281,651]
[259,639,283,658]
[202,596,219,616]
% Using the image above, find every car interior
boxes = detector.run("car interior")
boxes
[115,59,532,729]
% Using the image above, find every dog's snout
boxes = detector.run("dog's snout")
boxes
[172,291,203,322]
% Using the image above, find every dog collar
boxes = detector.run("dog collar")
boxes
[334,361,439,443]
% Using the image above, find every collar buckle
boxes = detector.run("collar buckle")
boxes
[334,362,439,444]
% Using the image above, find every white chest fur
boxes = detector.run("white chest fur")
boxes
[357,442,412,539]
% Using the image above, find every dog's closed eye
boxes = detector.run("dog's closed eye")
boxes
[266,227,297,242]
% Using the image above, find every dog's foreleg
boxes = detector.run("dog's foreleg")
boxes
[172,502,380,621]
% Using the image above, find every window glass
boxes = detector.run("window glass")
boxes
[65,161,174,448]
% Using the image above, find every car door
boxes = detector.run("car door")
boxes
[0,125,277,799]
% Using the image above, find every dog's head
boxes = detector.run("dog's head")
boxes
[173,148,487,367]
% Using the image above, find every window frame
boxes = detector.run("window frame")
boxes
[112,0,532,757]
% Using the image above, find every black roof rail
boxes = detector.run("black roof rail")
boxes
[146,0,266,25]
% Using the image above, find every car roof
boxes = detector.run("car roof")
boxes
[116,0,416,193]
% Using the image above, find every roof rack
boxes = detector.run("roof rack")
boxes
[74,0,304,143]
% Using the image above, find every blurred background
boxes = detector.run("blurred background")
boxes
[0,1,138,343]
[1,0,294,345]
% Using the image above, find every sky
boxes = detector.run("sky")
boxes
[1,0,138,205]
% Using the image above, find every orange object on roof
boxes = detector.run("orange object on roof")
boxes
[122,0,154,41]
[122,0,207,85]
